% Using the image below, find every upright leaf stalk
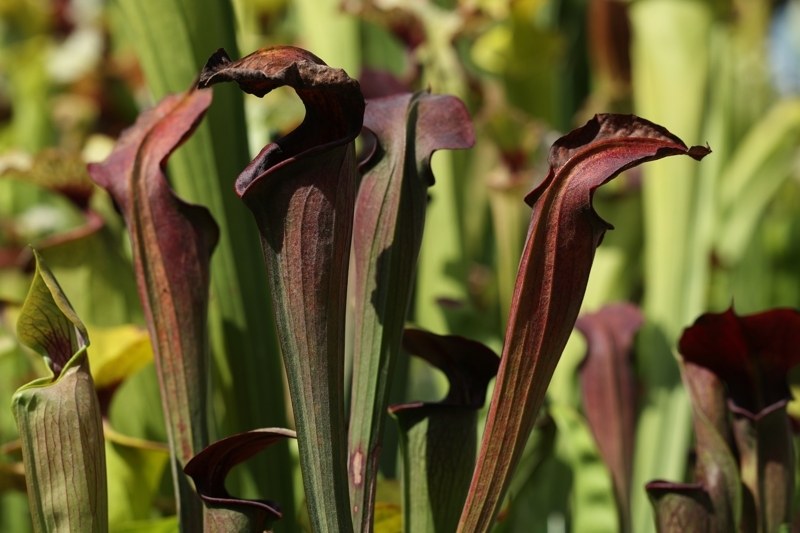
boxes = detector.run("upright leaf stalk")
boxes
[348,91,474,532]
[89,87,219,531]
[199,46,365,533]
[458,115,710,532]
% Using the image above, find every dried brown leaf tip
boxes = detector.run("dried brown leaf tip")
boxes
[199,46,363,159]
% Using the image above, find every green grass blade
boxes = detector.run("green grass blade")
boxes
[629,2,713,531]
[716,99,800,263]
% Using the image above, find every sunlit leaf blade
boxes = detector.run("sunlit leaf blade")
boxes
[629,4,713,530]
[12,250,107,533]
[184,429,296,533]
[458,115,710,532]
[199,45,364,533]
[103,424,170,528]
[391,329,498,533]
[715,99,800,264]
[85,324,153,391]
[576,303,643,533]
[100,423,169,527]
[348,90,474,532]
[645,482,713,533]
[88,87,219,531]
[112,517,179,533]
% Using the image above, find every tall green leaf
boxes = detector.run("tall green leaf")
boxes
[629,3,713,531]
[348,91,474,532]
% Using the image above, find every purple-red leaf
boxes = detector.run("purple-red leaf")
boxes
[199,46,364,533]
[348,91,473,532]
[88,86,218,530]
[679,307,800,532]
[576,302,643,533]
[390,329,499,533]
[645,482,713,533]
[459,114,710,532]
[184,429,296,533]
[679,307,800,414]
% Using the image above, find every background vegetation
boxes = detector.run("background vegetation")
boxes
[1,0,799,531]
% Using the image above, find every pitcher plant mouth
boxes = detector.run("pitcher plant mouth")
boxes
[679,306,800,414]
[198,46,365,199]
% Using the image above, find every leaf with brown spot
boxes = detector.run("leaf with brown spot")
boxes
[348,90,474,532]
[458,114,710,532]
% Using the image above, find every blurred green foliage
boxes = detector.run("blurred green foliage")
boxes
[1,0,800,531]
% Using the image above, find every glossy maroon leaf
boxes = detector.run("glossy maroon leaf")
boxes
[88,86,219,530]
[645,482,713,533]
[199,45,364,533]
[679,308,800,414]
[459,114,710,532]
[576,302,643,533]
[184,428,296,533]
[390,329,499,533]
[348,91,474,532]
[679,307,800,532]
